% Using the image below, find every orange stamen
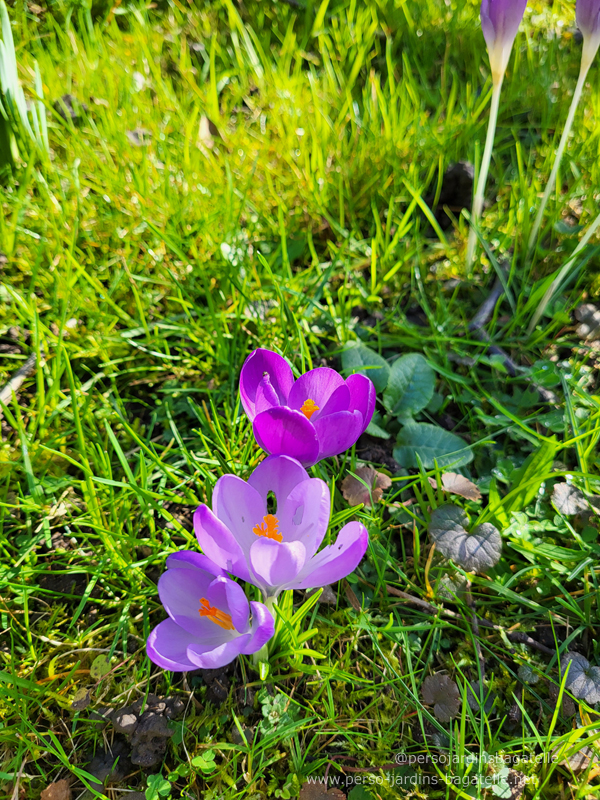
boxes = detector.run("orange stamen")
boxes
[300,398,319,419]
[198,598,235,630]
[252,514,282,542]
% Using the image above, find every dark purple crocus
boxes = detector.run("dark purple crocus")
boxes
[480,0,528,80]
[194,455,369,599]
[146,551,274,671]
[240,349,375,466]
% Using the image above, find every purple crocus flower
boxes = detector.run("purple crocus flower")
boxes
[480,0,528,80]
[240,349,375,467]
[194,455,369,599]
[146,551,274,671]
[577,0,600,49]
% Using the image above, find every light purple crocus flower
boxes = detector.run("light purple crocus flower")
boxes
[480,0,528,81]
[146,551,274,671]
[194,455,369,599]
[577,0,600,55]
[240,349,375,467]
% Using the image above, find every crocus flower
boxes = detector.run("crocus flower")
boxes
[577,0,600,57]
[240,349,375,466]
[467,0,527,269]
[480,0,528,82]
[527,0,600,265]
[194,455,369,600]
[146,551,274,671]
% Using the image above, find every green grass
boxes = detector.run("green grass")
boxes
[2,0,600,797]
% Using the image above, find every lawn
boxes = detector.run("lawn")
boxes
[2,0,600,797]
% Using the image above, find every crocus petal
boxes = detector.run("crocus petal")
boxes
[249,538,307,594]
[346,373,376,434]
[480,0,527,78]
[287,367,346,414]
[316,383,351,419]
[187,636,253,669]
[247,454,309,512]
[253,407,320,466]
[313,410,364,461]
[238,601,276,655]
[577,0,600,37]
[205,575,250,633]
[212,475,266,555]
[254,374,282,415]
[146,618,200,672]
[166,550,227,577]
[240,349,294,419]
[194,505,252,582]
[289,521,368,590]
[278,477,330,557]
[158,568,237,642]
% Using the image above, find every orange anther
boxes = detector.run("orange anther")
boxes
[300,398,319,419]
[198,598,235,630]
[252,514,283,542]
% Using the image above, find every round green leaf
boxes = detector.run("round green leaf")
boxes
[393,422,473,469]
[561,652,600,704]
[383,353,435,419]
[90,655,112,681]
[342,342,390,393]
[428,504,502,573]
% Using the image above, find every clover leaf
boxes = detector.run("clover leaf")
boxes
[428,505,502,573]
[421,674,460,722]
[561,652,600,704]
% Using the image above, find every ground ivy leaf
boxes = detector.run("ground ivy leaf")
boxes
[428,504,502,573]
[342,342,390,393]
[383,353,435,419]
[393,422,473,469]
[552,483,589,515]
[421,674,460,722]
[561,652,600,704]
[517,664,540,685]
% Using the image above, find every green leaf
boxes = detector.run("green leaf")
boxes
[505,439,557,515]
[393,422,472,469]
[342,342,390,393]
[90,655,112,681]
[383,353,435,419]
[365,412,390,439]
[428,505,502,573]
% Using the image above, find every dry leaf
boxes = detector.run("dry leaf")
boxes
[71,687,92,711]
[428,473,481,501]
[507,769,527,800]
[41,780,71,800]
[344,582,360,611]
[299,781,345,799]
[341,466,392,507]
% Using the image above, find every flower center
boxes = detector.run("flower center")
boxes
[253,514,282,542]
[300,398,319,419]
[198,598,235,630]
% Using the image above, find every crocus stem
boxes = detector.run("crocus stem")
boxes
[527,42,598,258]
[527,204,600,334]
[252,595,277,666]
[466,75,504,271]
